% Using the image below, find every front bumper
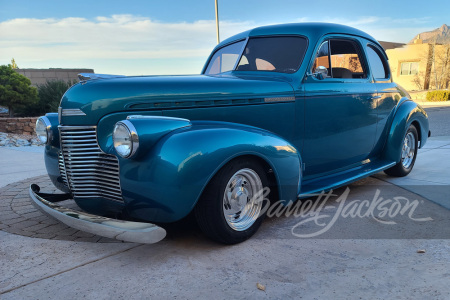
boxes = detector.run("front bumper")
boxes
[29,184,166,244]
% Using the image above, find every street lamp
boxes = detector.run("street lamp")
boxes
[215,0,220,44]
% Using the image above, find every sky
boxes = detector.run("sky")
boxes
[0,0,448,75]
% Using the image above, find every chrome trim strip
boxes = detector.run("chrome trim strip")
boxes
[61,108,86,117]
[29,184,166,244]
[264,96,296,103]
[126,115,190,123]
[58,125,94,130]
[61,130,96,135]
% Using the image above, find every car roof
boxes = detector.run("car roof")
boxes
[218,22,379,48]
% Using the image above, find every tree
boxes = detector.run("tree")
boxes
[408,42,450,90]
[412,74,423,90]
[11,58,19,69]
[0,64,38,117]
[431,43,450,90]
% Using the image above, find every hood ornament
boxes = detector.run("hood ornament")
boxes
[78,73,126,82]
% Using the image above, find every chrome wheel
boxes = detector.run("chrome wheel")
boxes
[384,125,419,178]
[223,168,263,231]
[401,132,416,169]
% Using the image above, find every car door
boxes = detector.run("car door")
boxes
[302,36,378,178]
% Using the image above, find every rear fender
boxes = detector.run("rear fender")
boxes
[382,100,429,163]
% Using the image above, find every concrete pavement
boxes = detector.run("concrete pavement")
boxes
[0,146,46,188]
[375,136,450,210]
[0,135,449,298]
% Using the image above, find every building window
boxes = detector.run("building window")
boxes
[400,62,419,75]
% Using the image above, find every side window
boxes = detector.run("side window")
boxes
[311,41,330,75]
[311,39,367,79]
[329,39,366,79]
[367,45,389,79]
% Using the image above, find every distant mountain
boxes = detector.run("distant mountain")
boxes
[409,24,450,44]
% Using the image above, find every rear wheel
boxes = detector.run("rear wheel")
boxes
[195,158,270,244]
[384,124,418,177]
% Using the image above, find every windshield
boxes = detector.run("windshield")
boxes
[204,36,308,75]
[204,40,245,75]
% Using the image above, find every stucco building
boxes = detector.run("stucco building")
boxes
[385,36,449,91]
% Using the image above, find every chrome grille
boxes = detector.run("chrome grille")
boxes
[59,126,123,202]
[58,151,68,187]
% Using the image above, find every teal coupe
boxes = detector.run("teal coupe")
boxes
[31,23,429,244]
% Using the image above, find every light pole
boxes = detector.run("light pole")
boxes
[215,0,220,44]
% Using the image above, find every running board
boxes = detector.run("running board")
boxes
[299,160,396,198]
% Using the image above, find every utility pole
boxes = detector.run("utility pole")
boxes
[215,0,220,44]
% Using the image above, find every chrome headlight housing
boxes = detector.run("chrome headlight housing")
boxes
[113,120,139,158]
[35,116,52,144]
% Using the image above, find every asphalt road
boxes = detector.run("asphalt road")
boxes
[424,106,450,137]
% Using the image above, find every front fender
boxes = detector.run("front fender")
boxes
[42,113,70,193]
[383,100,429,163]
[117,121,302,223]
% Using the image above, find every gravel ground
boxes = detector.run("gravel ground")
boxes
[0,132,43,147]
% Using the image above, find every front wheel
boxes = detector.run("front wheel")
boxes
[195,158,271,244]
[384,124,418,177]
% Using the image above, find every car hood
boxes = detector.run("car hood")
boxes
[59,74,295,125]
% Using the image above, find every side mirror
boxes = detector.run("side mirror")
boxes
[313,66,328,80]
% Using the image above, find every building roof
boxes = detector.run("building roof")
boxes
[378,41,406,50]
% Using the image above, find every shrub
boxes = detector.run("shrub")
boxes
[37,79,77,112]
[17,79,76,116]
[0,65,38,116]
[426,90,450,102]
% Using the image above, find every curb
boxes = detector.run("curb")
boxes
[413,100,450,107]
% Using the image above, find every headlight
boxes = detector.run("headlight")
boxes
[35,116,52,144]
[113,120,139,158]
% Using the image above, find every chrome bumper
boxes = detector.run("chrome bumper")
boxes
[29,184,166,244]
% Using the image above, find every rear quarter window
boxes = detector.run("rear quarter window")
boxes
[367,45,389,79]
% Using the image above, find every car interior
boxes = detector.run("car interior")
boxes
[236,36,307,73]
[312,39,366,79]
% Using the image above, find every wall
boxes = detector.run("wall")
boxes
[386,42,450,91]
[386,43,432,91]
[15,68,94,86]
[408,90,429,100]
[0,118,38,135]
